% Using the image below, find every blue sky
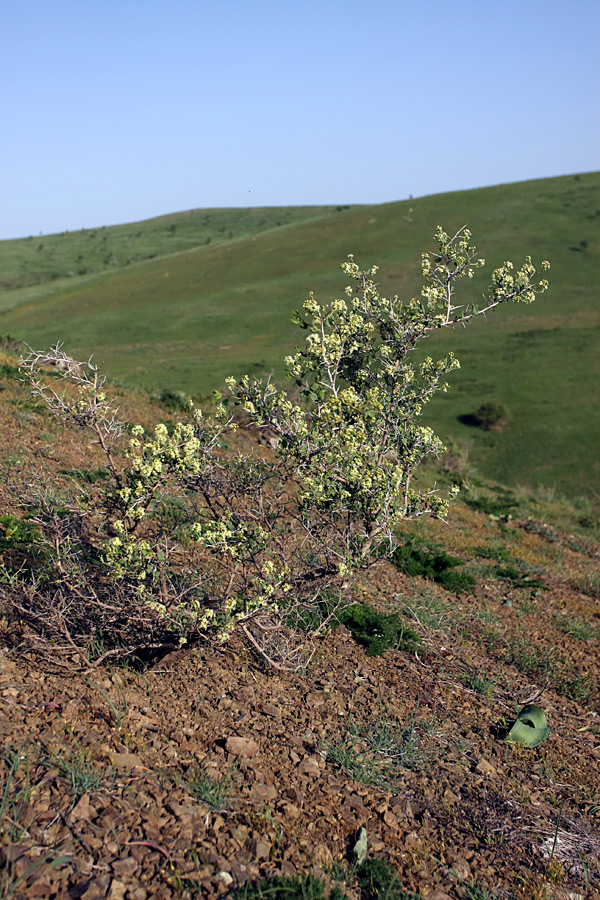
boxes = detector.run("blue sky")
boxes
[1,0,598,239]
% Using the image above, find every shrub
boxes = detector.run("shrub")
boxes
[11,228,548,666]
[472,400,508,430]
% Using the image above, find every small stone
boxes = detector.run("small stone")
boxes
[261,703,280,717]
[216,872,233,887]
[230,861,250,884]
[251,783,277,802]
[254,841,271,860]
[109,752,141,769]
[128,889,147,900]
[111,857,138,878]
[443,787,460,805]
[80,874,111,899]
[107,882,127,900]
[297,756,320,776]
[392,797,417,819]
[282,803,300,819]
[312,844,333,867]
[71,793,94,821]
[474,758,497,777]
[383,809,399,829]
[225,736,259,758]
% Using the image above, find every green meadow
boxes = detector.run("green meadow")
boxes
[1,173,598,496]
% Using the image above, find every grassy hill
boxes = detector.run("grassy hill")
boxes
[0,173,598,496]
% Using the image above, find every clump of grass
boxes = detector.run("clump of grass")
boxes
[323,738,386,788]
[463,882,500,900]
[356,858,418,900]
[474,544,512,562]
[553,615,598,641]
[58,466,110,484]
[0,750,32,842]
[396,587,455,632]
[555,673,594,704]
[337,603,421,657]
[464,486,521,519]
[44,741,109,801]
[390,538,476,594]
[457,669,497,698]
[570,572,600,599]
[504,637,556,677]
[179,762,236,810]
[492,564,547,590]
[324,708,435,786]
[231,873,347,899]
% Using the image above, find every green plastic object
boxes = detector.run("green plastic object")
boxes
[504,704,550,748]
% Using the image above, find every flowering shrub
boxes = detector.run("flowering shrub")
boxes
[15,227,548,666]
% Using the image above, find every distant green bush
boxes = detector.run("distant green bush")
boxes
[157,387,191,412]
[472,400,508,430]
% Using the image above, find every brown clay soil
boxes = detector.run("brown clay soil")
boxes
[0,355,599,900]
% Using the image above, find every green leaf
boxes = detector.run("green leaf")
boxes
[503,704,550,748]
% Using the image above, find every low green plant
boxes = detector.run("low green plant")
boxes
[14,227,548,663]
[337,603,421,656]
[179,761,236,810]
[157,387,191,412]
[571,572,600,599]
[85,672,129,729]
[0,362,21,381]
[492,564,546,590]
[553,615,597,641]
[462,881,499,900]
[504,637,556,677]
[396,586,456,631]
[457,669,496,698]
[231,873,348,900]
[465,486,521,519]
[474,544,512,562]
[44,741,109,801]
[324,708,434,786]
[390,538,476,594]
[0,513,40,551]
[355,857,418,900]
[58,466,110,484]
[555,672,593,704]
[0,750,32,842]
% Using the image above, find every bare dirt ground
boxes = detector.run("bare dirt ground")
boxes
[1,355,599,900]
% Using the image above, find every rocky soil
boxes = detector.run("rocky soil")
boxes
[0,354,599,900]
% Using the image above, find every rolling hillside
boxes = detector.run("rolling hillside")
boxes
[1,173,598,496]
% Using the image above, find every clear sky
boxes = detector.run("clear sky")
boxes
[1,0,598,240]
